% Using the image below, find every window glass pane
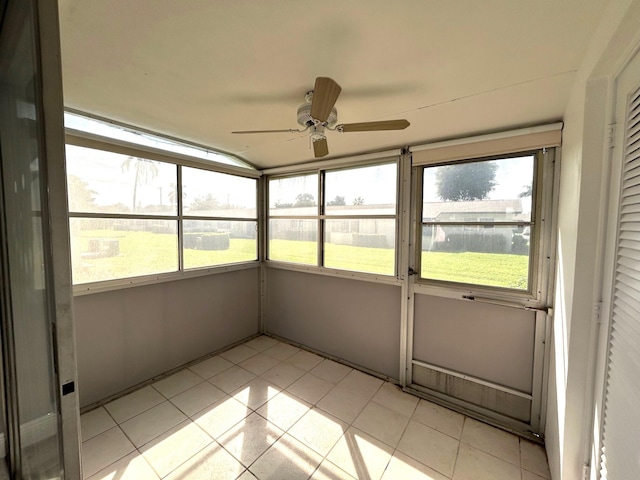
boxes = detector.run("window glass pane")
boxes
[69,218,178,284]
[66,145,177,215]
[325,219,395,275]
[64,112,252,169]
[268,219,317,265]
[421,224,530,290]
[182,167,257,218]
[269,174,318,216]
[325,163,397,215]
[422,155,534,223]
[183,220,257,268]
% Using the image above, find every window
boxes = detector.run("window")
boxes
[64,111,253,169]
[66,143,258,285]
[267,161,398,276]
[268,174,319,266]
[419,153,537,291]
[182,167,257,269]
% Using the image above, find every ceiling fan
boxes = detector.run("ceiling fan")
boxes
[232,77,410,158]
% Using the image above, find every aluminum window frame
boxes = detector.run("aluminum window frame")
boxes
[415,149,547,300]
[66,132,261,295]
[265,156,401,281]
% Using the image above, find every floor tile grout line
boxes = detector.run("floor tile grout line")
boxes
[457,422,526,469]
[80,406,120,444]
[382,397,440,480]
[81,425,138,480]
[83,335,549,479]
[150,426,221,480]
[449,415,469,480]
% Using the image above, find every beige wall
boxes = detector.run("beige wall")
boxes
[75,268,260,407]
[265,268,401,379]
[546,1,640,478]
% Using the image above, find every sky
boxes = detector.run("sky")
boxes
[66,145,256,211]
[423,155,534,213]
[269,156,534,213]
[64,112,249,168]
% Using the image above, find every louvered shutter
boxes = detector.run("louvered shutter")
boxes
[600,84,640,479]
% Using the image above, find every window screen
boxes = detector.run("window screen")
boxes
[419,154,536,290]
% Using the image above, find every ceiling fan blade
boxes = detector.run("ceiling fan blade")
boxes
[231,128,301,134]
[310,77,342,122]
[313,138,329,158]
[338,119,410,132]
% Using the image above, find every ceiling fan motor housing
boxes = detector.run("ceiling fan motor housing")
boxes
[297,100,338,128]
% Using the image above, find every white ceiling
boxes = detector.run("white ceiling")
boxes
[58,0,609,169]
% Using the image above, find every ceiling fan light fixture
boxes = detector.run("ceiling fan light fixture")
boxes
[309,125,326,142]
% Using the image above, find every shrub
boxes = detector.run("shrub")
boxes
[184,233,199,249]
[199,233,230,250]
[433,232,508,253]
[511,234,529,255]
[352,233,388,248]
[183,232,230,250]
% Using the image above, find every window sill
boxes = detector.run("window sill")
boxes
[264,260,402,286]
[72,261,260,296]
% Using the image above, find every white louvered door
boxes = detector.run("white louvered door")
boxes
[600,50,640,480]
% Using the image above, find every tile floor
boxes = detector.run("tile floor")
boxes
[80,336,552,480]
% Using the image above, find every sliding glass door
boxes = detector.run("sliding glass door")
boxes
[0,0,79,477]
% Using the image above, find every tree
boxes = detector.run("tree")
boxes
[436,161,498,201]
[327,195,346,206]
[168,183,187,206]
[121,156,159,211]
[518,184,532,198]
[273,200,293,208]
[294,193,316,207]
[67,175,97,211]
[189,193,220,211]
[352,196,365,205]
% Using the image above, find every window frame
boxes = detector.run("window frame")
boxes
[414,149,546,299]
[66,131,261,294]
[265,157,401,281]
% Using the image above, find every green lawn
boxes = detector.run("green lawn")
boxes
[185,239,256,269]
[71,229,256,284]
[270,240,528,289]
[422,251,529,289]
[71,230,529,289]
[269,239,395,275]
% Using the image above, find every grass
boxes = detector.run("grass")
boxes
[422,251,529,289]
[269,240,395,275]
[270,240,528,289]
[71,230,529,289]
[184,239,256,269]
[71,229,256,284]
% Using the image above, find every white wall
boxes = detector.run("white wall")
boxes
[546,1,640,478]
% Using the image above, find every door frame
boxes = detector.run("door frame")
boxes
[0,0,80,477]
[401,142,560,439]
[591,40,640,479]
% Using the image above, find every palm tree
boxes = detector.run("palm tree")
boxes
[121,156,159,211]
[168,183,187,206]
